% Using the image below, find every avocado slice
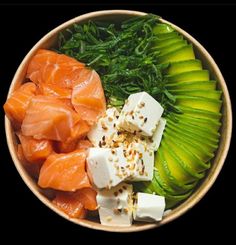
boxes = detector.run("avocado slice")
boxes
[167,80,217,91]
[166,59,202,75]
[166,119,219,149]
[152,36,184,49]
[154,152,190,195]
[166,70,210,83]
[153,23,174,34]
[157,45,195,64]
[161,141,200,184]
[161,140,204,180]
[157,40,188,56]
[165,128,214,162]
[178,105,222,120]
[170,89,222,99]
[164,134,210,172]
[166,116,220,140]
[172,114,221,131]
[154,31,180,40]
[156,147,196,192]
[175,95,222,113]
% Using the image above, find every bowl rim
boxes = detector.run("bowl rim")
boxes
[5,9,232,232]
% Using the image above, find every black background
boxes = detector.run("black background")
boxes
[0,3,235,242]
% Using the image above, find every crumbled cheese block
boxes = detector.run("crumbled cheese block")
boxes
[148,117,166,151]
[117,92,164,137]
[133,193,165,222]
[86,147,128,189]
[96,183,133,226]
[87,107,120,147]
[126,142,154,181]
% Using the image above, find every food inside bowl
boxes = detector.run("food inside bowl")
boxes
[4,14,222,227]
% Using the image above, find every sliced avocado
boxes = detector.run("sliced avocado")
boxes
[166,59,202,75]
[166,116,220,139]
[166,70,210,83]
[154,152,189,195]
[170,89,222,99]
[154,31,180,40]
[175,95,222,113]
[166,119,219,150]
[165,128,214,162]
[164,134,210,172]
[156,147,195,193]
[152,36,184,49]
[173,114,221,131]
[167,80,217,91]
[161,141,199,184]
[162,140,204,180]
[157,40,188,56]
[157,45,195,64]
[178,105,222,120]
[153,23,174,34]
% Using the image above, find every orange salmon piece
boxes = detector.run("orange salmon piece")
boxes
[38,150,91,191]
[72,69,106,123]
[53,191,86,219]
[21,95,80,141]
[3,82,37,128]
[18,133,53,164]
[77,139,93,151]
[27,49,85,89]
[17,144,42,179]
[55,120,90,153]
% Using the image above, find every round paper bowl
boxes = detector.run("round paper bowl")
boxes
[5,10,232,232]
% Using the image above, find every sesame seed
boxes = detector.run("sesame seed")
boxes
[113,208,122,215]
[123,208,129,214]
[106,216,112,222]
[122,186,127,190]
[139,115,144,119]
[116,115,119,119]
[108,117,113,122]
[141,102,145,107]
[99,141,102,147]
[119,189,123,193]
[102,126,108,130]
[102,135,105,141]
[114,191,118,197]
[113,123,116,128]
[132,115,134,120]
[144,117,147,123]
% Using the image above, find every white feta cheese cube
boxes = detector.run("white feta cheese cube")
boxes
[86,147,128,189]
[133,193,165,222]
[126,142,154,181]
[148,117,166,151]
[87,107,120,147]
[117,92,164,137]
[96,183,133,226]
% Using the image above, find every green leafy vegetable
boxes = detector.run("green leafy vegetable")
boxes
[57,14,181,115]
